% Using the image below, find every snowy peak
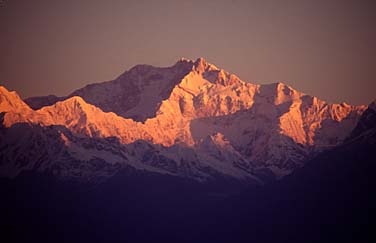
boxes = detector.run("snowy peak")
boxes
[0,86,34,127]
[193,57,217,72]
[174,57,216,72]
[48,96,88,110]
[188,58,241,86]
[66,58,195,122]
[255,82,302,105]
[34,96,142,142]
[274,82,302,103]
[37,96,96,126]
[0,86,31,113]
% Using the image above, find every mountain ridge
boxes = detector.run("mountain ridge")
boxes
[0,58,369,182]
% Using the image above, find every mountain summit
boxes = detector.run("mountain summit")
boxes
[0,58,368,182]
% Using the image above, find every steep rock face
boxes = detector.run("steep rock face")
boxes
[142,58,258,146]
[0,58,368,180]
[68,59,194,122]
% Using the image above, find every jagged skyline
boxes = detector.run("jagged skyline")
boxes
[0,58,367,180]
[0,0,375,104]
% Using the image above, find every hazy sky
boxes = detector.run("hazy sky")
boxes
[0,0,375,104]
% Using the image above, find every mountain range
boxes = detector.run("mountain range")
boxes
[1,58,375,243]
[0,57,370,183]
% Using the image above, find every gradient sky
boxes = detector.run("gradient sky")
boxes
[0,0,375,105]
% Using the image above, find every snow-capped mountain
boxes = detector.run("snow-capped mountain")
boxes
[0,58,368,182]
